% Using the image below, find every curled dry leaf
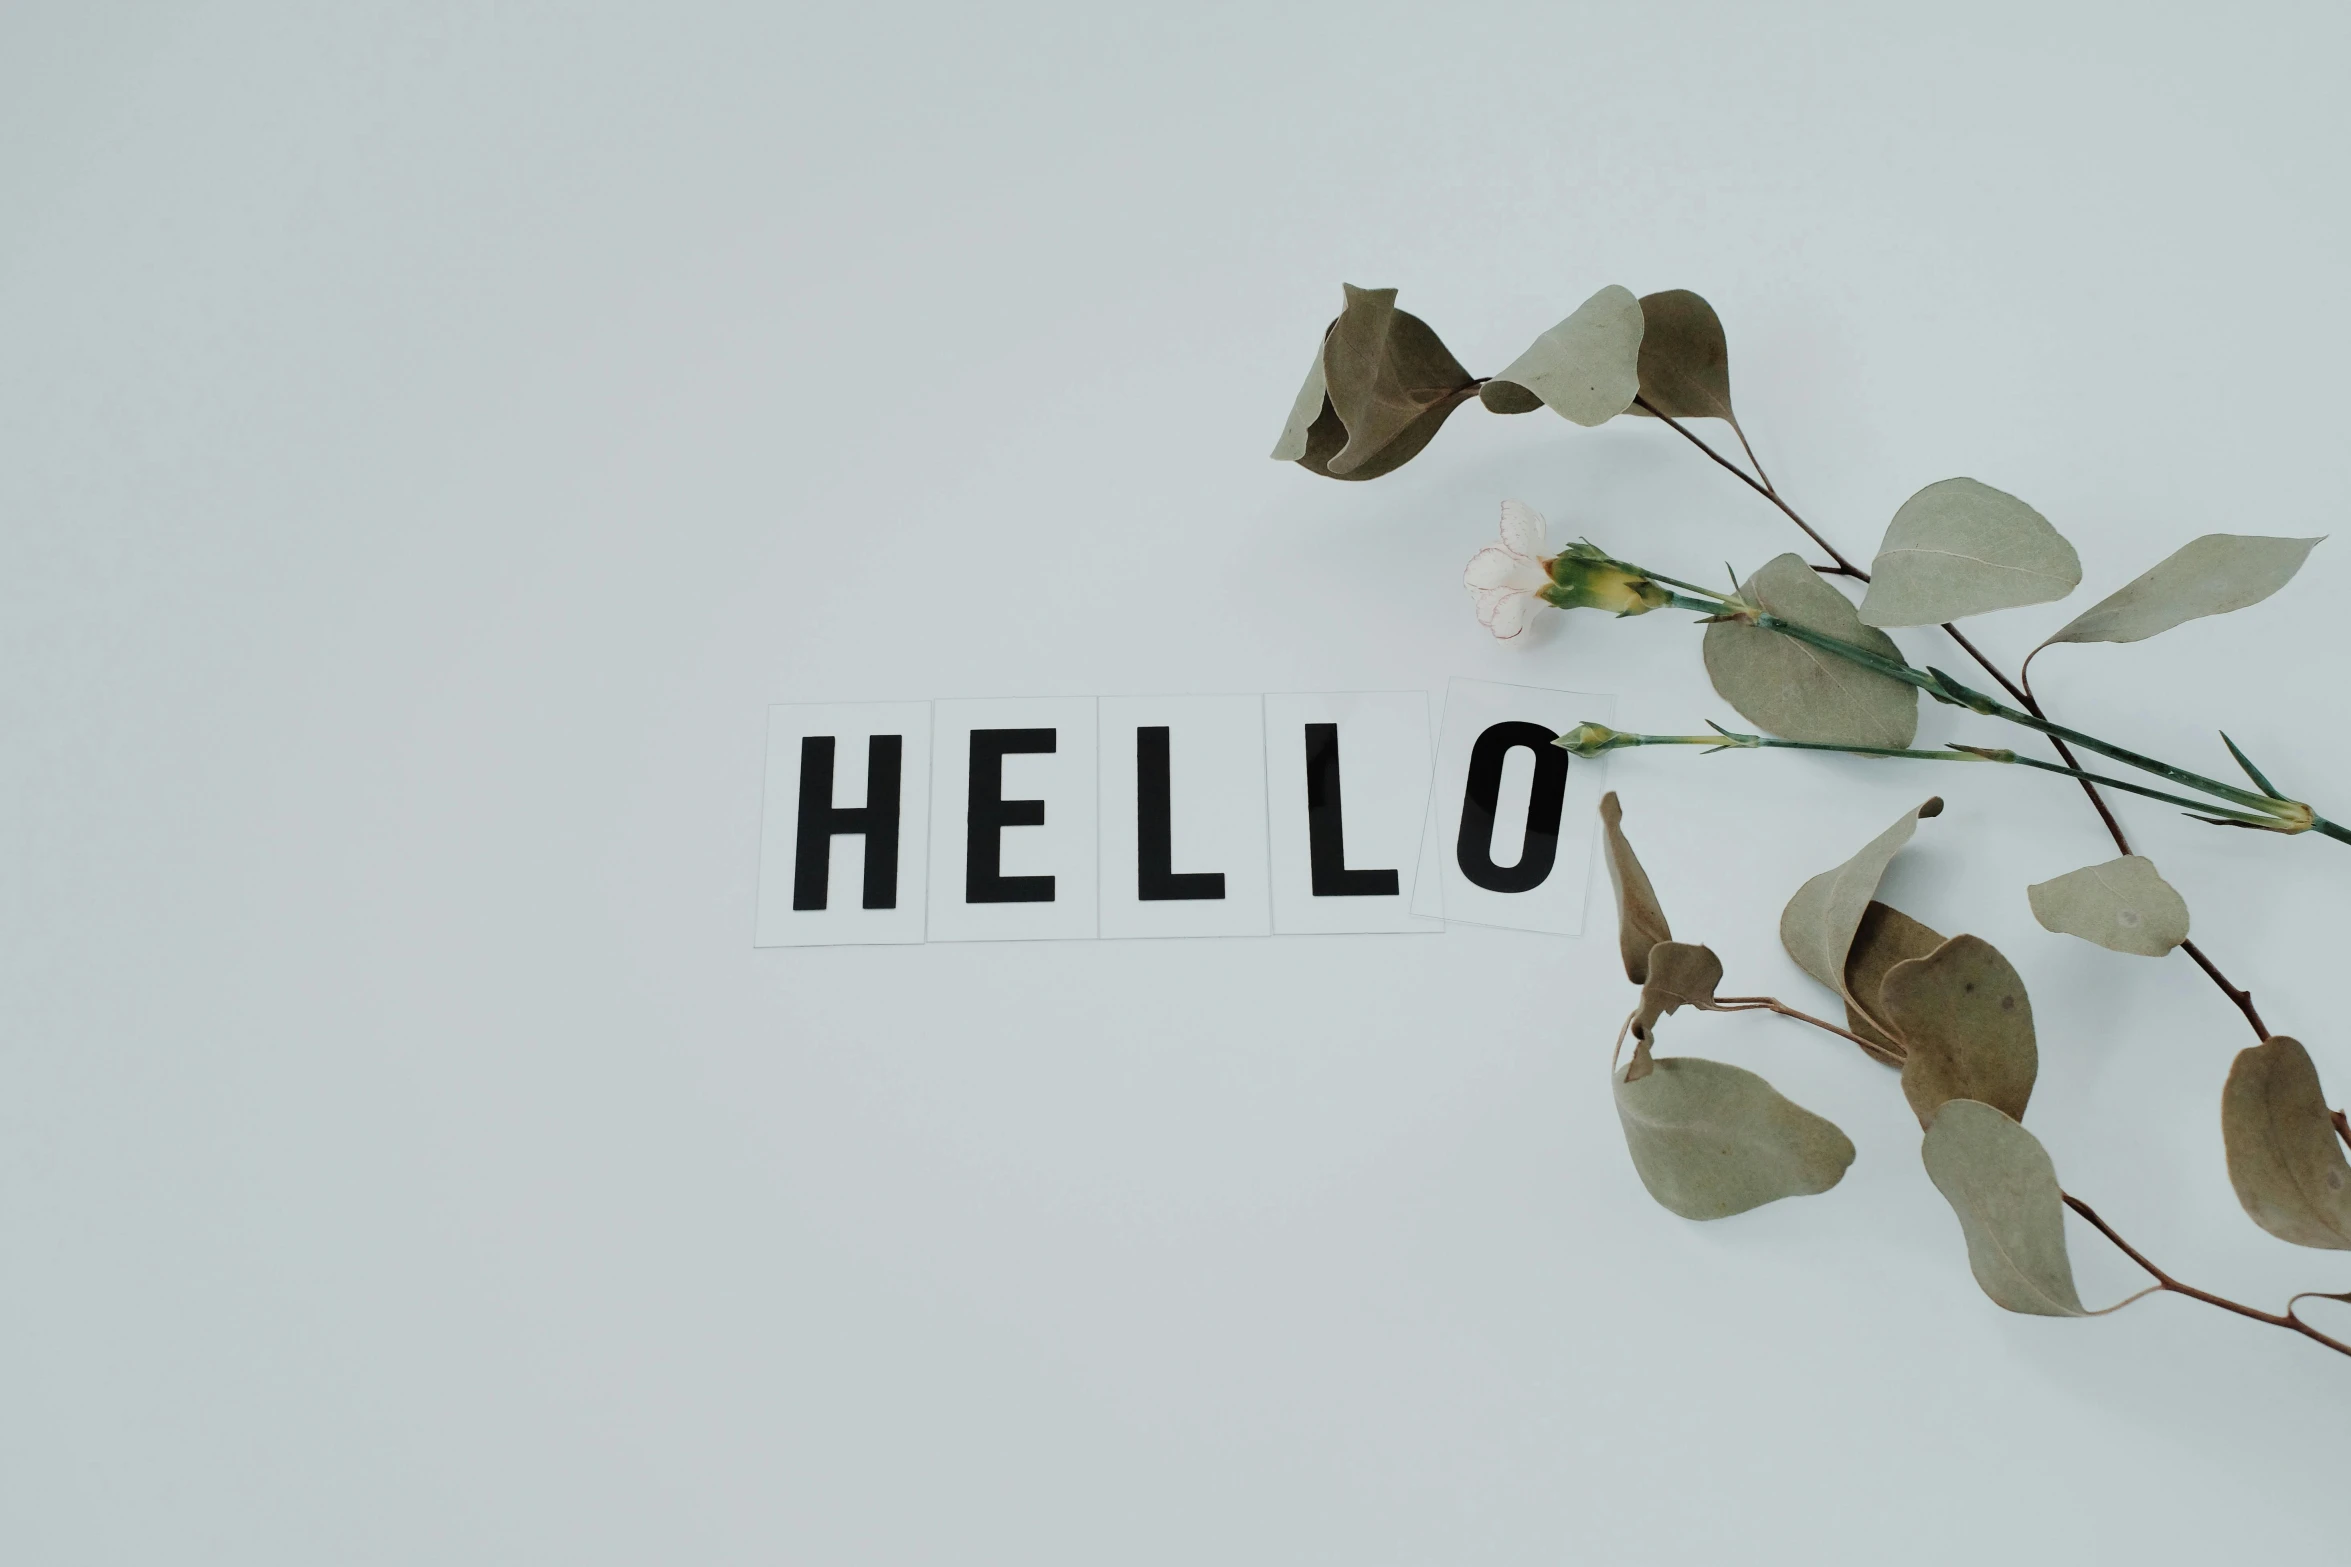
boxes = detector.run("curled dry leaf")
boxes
[1276,286,1480,481]
[1613,1055,1856,1221]
[2040,534,2323,649]
[1842,900,1946,1064]
[1921,1100,2088,1317]
[1703,553,1920,748]
[1483,284,1645,428]
[1269,341,1330,462]
[1625,289,1734,424]
[2027,855,2190,958]
[2221,1036,2351,1250]
[1780,797,1944,1000]
[1858,478,2083,628]
[1882,934,2039,1128]
[1634,941,1724,1045]
[1600,791,1672,983]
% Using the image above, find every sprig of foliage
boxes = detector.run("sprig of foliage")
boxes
[1271,282,2351,1359]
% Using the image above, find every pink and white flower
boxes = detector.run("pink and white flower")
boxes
[1463,499,1555,639]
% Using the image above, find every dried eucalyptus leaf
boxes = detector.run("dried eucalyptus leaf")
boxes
[1703,554,1920,747]
[1779,797,1944,995]
[2027,856,2190,957]
[1477,379,1545,415]
[1269,338,1330,461]
[1634,941,1723,1041]
[1858,478,2083,628]
[1883,935,2038,1128]
[1921,1099,2087,1317]
[1613,1056,1855,1220]
[1625,289,1734,423]
[2040,534,2323,648]
[1484,284,1645,428]
[1601,791,1672,983]
[1315,285,1478,480]
[2221,1036,2351,1250]
[1843,900,1945,1064]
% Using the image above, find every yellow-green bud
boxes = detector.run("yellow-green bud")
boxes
[1553,722,1636,758]
[1540,547,1673,616]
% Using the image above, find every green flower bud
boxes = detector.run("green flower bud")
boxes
[1540,544,1673,616]
[1553,722,1638,758]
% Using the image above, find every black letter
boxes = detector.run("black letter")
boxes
[792,735,903,910]
[1135,726,1226,901]
[1454,721,1568,893]
[1303,722,1399,897]
[967,728,1056,903]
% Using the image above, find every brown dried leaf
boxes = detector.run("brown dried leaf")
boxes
[1296,286,1478,481]
[1634,941,1723,1043]
[2221,1036,2351,1250]
[1625,289,1734,423]
[1841,900,1945,1065]
[1600,792,1672,983]
[1883,935,2039,1128]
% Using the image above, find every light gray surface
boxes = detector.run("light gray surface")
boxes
[6,3,2350,1561]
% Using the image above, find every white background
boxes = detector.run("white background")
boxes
[7,3,2351,1561]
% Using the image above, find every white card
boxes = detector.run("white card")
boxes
[927,697,1100,942]
[1263,691,1441,936]
[1410,678,1615,935]
[755,701,934,947]
[1096,694,1272,939]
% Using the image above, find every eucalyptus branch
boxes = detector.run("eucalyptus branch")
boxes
[1709,979,2351,1360]
[1281,279,2345,1362]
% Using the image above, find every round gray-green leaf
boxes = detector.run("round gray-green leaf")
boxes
[2026,855,2189,957]
[1779,796,1943,996]
[1613,1056,1855,1220]
[2221,1036,2351,1250]
[1704,554,1920,747]
[1858,478,2083,628]
[1484,284,1644,428]
[1624,289,1734,423]
[1883,934,2038,1128]
[1921,1100,2087,1316]
[2039,534,2323,648]
[1600,791,1672,983]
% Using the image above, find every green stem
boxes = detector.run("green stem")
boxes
[1746,612,2316,826]
[1580,728,2286,827]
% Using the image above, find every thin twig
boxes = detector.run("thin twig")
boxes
[2333,1108,2351,1154]
[2061,1194,2351,1359]
[1631,395,1871,577]
[1708,994,1888,1055]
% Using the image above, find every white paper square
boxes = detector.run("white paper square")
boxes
[1097,694,1272,939]
[1410,678,1615,935]
[755,701,934,947]
[1263,691,1441,936]
[927,697,1100,942]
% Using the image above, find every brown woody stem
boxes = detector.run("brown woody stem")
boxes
[2061,1195,2351,1359]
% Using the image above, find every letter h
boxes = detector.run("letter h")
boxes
[792,735,903,910]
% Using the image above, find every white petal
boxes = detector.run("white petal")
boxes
[1499,499,1547,558]
[1487,590,1538,639]
[1469,584,1516,627]
[1464,545,1525,590]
